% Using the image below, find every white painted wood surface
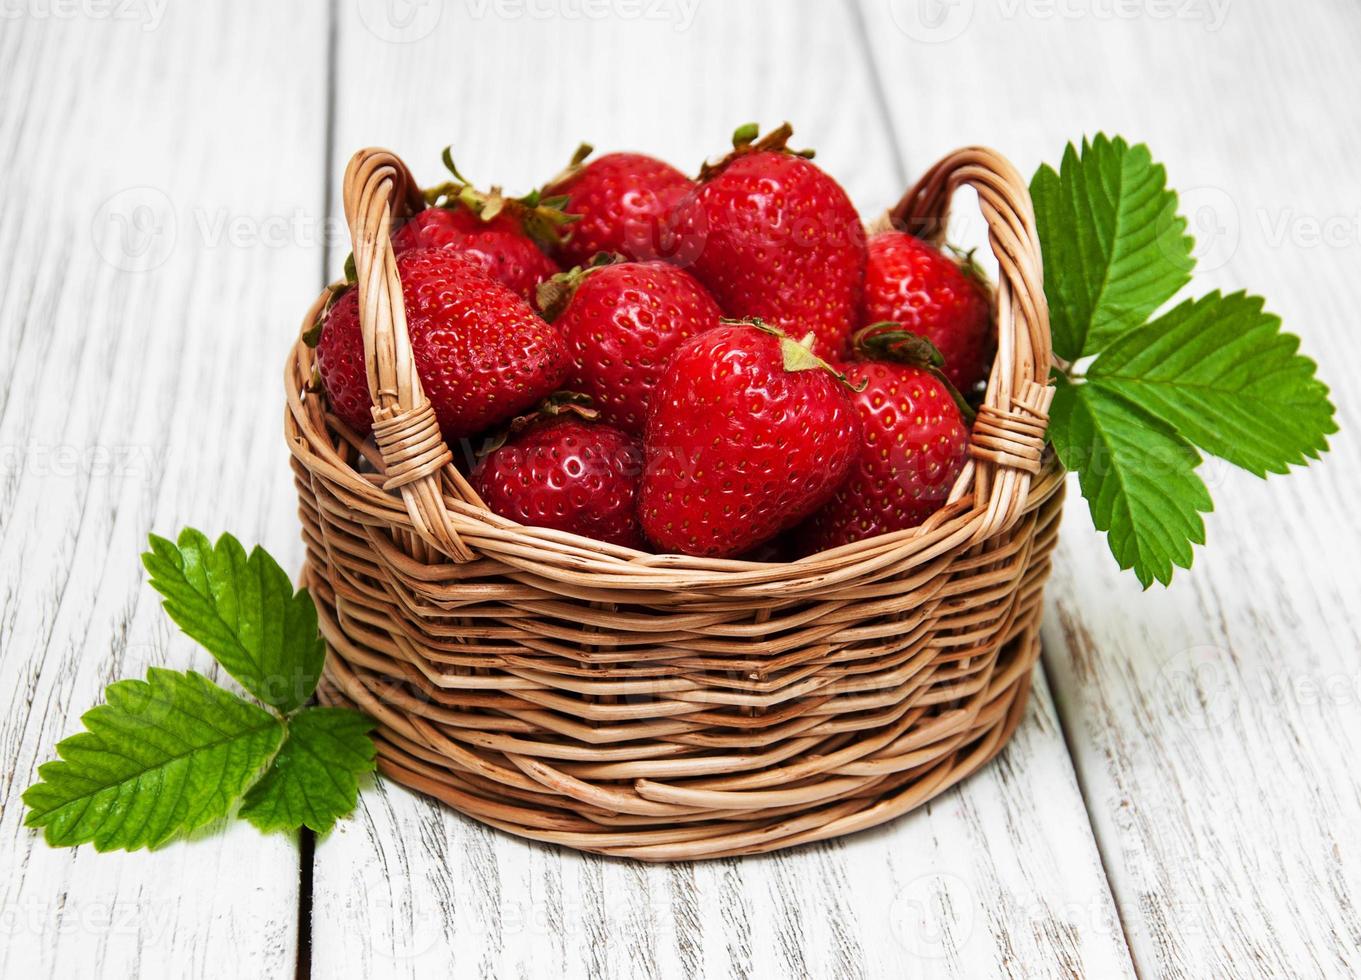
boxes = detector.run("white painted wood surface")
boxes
[858,1,1361,976]
[0,1,1357,977]
[0,3,327,977]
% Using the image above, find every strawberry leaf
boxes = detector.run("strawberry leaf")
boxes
[1031,135,1194,360]
[1049,379,1213,588]
[1087,292,1337,477]
[23,670,284,851]
[239,707,376,835]
[142,529,324,714]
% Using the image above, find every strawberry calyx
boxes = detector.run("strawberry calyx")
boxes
[542,142,596,194]
[534,252,623,321]
[421,146,581,250]
[511,389,599,431]
[698,122,816,182]
[942,243,997,304]
[853,322,977,422]
[302,280,352,347]
[477,390,599,456]
[725,317,866,392]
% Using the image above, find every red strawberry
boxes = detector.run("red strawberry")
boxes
[861,231,993,391]
[798,327,970,554]
[388,149,573,300]
[548,146,695,267]
[537,258,722,434]
[473,409,645,549]
[676,123,866,360]
[314,249,570,440]
[391,207,558,301]
[640,321,861,558]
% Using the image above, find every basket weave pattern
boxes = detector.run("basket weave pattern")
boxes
[284,146,1063,861]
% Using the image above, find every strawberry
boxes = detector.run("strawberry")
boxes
[675,123,866,360]
[640,321,861,558]
[389,149,572,300]
[473,402,645,549]
[798,327,970,554]
[537,258,722,434]
[547,146,695,267]
[860,231,993,391]
[314,248,570,440]
[391,207,558,301]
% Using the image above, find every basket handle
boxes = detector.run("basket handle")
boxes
[342,148,477,562]
[879,147,1055,542]
[338,145,1050,561]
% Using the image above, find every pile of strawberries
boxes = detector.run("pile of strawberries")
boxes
[313,124,992,560]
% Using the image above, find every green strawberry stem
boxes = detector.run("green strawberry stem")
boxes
[853,322,977,423]
[700,122,815,181]
[440,146,472,185]
[731,122,762,146]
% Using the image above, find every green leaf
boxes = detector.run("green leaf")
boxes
[142,529,324,713]
[239,708,376,835]
[1049,380,1213,588]
[1031,134,1194,360]
[1087,292,1337,477]
[23,669,283,851]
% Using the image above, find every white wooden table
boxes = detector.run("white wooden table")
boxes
[2,1,1357,976]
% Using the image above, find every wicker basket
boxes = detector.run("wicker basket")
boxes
[283,145,1063,861]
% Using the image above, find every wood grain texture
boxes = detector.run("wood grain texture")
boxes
[0,2,328,976]
[308,1,1131,976]
[8,1,1357,976]
[855,0,1361,975]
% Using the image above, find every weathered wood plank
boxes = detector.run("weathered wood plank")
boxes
[856,1,1361,975]
[310,2,1132,976]
[0,3,330,976]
